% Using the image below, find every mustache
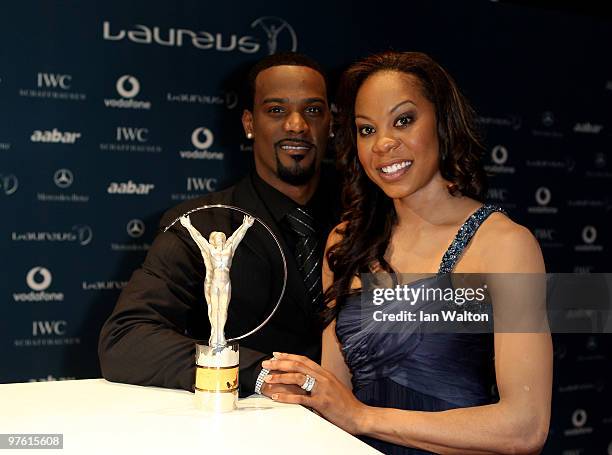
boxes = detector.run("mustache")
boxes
[274,138,315,148]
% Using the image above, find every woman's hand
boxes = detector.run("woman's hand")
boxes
[259,369,307,398]
[261,353,368,434]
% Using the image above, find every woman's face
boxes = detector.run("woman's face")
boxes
[354,70,441,201]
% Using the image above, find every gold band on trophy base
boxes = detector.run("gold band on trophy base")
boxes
[194,343,239,412]
[195,365,239,392]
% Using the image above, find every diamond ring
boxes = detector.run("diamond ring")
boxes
[301,374,316,393]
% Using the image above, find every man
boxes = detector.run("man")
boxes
[98,52,337,397]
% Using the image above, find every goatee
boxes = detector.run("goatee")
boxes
[276,152,317,186]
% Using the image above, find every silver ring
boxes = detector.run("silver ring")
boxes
[301,374,316,392]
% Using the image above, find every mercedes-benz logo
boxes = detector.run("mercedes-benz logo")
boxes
[225,92,238,110]
[54,168,73,189]
[595,152,606,169]
[191,127,214,150]
[1,173,19,195]
[72,224,93,246]
[26,266,52,291]
[127,219,145,238]
[541,111,555,128]
[116,75,140,98]
[251,16,298,55]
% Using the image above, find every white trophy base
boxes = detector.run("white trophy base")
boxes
[194,343,239,413]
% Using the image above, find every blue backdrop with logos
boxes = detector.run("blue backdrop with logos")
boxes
[1,1,611,452]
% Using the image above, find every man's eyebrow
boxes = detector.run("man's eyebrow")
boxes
[303,97,326,104]
[262,97,288,104]
[261,97,326,104]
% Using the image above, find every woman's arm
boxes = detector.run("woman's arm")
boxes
[320,226,353,389]
[355,223,552,454]
[266,222,552,454]
[321,320,352,390]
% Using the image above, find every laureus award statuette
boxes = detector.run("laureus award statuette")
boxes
[168,204,287,413]
[180,214,254,412]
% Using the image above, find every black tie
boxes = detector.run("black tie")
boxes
[285,207,323,310]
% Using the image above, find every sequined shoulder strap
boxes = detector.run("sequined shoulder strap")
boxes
[438,204,506,274]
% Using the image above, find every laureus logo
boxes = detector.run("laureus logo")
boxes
[1,173,19,195]
[102,18,299,55]
[251,17,297,54]
[73,225,93,245]
[11,224,93,246]
[27,267,52,291]
[102,20,259,53]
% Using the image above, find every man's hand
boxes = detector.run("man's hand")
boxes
[260,370,307,398]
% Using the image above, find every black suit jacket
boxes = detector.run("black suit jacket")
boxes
[98,174,323,395]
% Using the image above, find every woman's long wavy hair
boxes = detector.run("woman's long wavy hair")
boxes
[322,51,487,325]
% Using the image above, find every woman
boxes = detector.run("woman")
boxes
[262,52,552,454]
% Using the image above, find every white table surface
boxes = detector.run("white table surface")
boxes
[0,379,381,454]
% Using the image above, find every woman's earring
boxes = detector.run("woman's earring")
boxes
[246,132,253,139]
[329,130,335,138]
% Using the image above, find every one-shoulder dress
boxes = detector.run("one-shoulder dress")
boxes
[335,204,504,454]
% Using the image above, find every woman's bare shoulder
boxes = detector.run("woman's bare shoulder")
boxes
[476,212,545,273]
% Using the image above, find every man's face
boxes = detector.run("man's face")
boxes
[242,65,330,188]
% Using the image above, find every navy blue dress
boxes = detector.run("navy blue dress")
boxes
[335,205,504,454]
